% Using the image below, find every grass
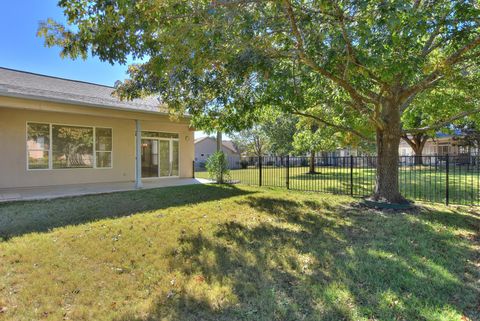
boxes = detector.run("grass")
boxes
[196,166,480,205]
[0,184,478,321]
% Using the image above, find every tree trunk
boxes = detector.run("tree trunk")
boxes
[413,147,424,166]
[401,134,427,166]
[216,131,223,183]
[373,103,407,203]
[309,150,316,174]
[216,131,222,152]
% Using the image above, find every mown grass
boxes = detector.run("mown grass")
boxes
[0,184,478,321]
[196,166,480,205]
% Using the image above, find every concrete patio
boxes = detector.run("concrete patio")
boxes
[0,178,211,203]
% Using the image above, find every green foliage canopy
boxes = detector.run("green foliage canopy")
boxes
[39,0,480,136]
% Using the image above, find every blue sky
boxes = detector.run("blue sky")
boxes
[0,0,211,138]
[0,0,130,85]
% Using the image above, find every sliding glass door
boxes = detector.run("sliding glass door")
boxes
[141,132,179,178]
[159,140,170,177]
[141,139,159,178]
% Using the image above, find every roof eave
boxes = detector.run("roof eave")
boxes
[0,91,192,119]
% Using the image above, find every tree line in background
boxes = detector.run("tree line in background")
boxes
[229,109,480,167]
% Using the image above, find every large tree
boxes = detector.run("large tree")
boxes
[40,0,480,203]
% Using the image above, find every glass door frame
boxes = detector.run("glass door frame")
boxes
[141,138,159,178]
[141,132,180,178]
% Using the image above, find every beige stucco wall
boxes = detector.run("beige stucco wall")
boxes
[0,97,194,189]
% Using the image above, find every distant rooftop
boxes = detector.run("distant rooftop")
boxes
[0,67,169,114]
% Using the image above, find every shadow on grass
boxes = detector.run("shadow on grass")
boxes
[116,195,479,321]
[0,184,254,241]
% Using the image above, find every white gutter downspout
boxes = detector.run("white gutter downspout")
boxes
[135,120,143,189]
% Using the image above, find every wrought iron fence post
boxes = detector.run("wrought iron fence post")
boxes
[350,155,354,196]
[446,154,449,206]
[259,155,262,187]
[286,155,290,189]
[192,160,195,179]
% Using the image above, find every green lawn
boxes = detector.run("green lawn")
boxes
[0,184,478,321]
[196,166,480,205]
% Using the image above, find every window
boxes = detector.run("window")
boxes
[96,128,112,168]
[52,125,94,169]
[27,123,50,169]
[438,145,450,156]
[27,122,112,170]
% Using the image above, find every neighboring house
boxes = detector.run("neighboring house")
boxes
[194,137,240,168]
[399,132,478,157]
[0,67,194,189]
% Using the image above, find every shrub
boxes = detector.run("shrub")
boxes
[206,152,230,183]
[240,159,249,169]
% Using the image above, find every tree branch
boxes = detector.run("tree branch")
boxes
[282,0,378,109]
[331,2,385,88]
[420,9,452,57]
[413,0,422,11]
[404,36,480,98]
[401,133,429,151]
[292,110,373,141]
[404,108,480,134]
[401,134,417,150]
[400,75,444,112]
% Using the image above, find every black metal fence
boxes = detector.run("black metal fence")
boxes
[194,155,480,206]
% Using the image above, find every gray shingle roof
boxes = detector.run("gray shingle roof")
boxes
[222,140,238,153]
[0,67,169,114]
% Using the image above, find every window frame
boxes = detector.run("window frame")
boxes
[26,121,113,171]
[95,127,113,169]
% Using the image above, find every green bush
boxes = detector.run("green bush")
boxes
[206,152,230,183]
[240,160,249,169]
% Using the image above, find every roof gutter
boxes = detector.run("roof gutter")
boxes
[0,91,192,119]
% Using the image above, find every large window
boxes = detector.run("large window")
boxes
[27,123,112,170]
[52,125,94,169]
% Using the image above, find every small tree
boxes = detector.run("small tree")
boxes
[231,126,269,157]
[261,111,298,157]
[206,152,229,184]
[453,119,480,155]
[293,119,336,174]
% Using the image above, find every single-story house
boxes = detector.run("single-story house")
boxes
[194,137,240,168]
[0,67,194,190]
[399,132,478,157]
